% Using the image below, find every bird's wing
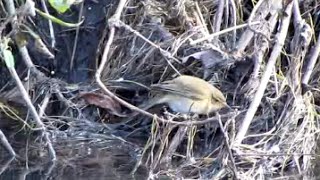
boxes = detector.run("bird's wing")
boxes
[151,77,209,100]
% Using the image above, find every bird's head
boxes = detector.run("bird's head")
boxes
[209,87,230,111]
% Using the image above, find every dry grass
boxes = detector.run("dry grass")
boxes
[1,0,320,179]
[100,0,320,179]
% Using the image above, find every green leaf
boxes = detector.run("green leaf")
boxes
[3,49,15,68]
[35,8,83,28]
[48,0,76,13]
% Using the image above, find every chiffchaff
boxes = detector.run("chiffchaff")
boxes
[140,75,228,115]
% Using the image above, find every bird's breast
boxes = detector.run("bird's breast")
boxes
[166,96,211,114]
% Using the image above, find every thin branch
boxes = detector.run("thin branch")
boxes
[40,0,55,48]
[5,0,56,160]
[160,126,188,165]
[292,0,302,26]
[235,0,276,52]
[247,0,272,42]
[252,12,279,79]
[70,1,84,70]
[213,0,225,33]
[229,0,237,48]
[302,33,320,84]
[234,2,294,145]
[38,92,50,118]
[0,130,16,156]
[8,68,56,160]
[190,21,261,45]
[116,21,181,74]
[0,156,14,175]
[217,113,238,179]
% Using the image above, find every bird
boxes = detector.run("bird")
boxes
[139,75,229,115]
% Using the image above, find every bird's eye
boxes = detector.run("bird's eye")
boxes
[211,94,224,103]
[211,97,218,103]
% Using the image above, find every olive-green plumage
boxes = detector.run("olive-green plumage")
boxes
[141,75,228,115]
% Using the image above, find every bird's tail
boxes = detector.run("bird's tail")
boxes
[128,95,166,117]
[138,95,165,110]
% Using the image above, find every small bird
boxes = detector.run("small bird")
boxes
[140,75,229,115]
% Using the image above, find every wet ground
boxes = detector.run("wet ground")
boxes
[0,128,148,180]
[0,1,151,179]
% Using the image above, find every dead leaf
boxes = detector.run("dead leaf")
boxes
[181,48,235,78]
[79,92,126,117]
[181,49,229,69]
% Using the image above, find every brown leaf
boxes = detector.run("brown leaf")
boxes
[79,92,126,117]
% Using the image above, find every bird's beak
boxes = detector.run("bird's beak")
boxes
[224,102,232,110]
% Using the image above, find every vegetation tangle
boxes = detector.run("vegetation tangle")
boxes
[0,0,320,179]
